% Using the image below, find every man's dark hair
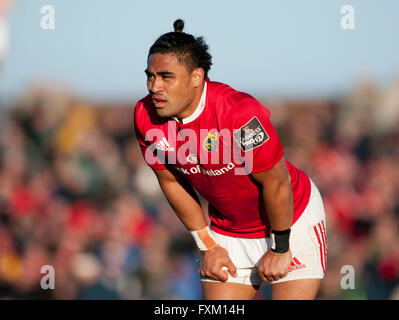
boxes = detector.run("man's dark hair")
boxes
[148,19,212,79]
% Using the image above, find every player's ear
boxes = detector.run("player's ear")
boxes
[191,67,205,88]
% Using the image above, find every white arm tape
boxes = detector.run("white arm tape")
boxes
[190,225,218,251]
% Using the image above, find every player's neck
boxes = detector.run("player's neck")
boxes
[175,82,205,122]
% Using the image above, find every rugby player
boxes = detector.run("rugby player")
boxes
[134,19,327,300]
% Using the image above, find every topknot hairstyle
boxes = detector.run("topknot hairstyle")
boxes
[148,19,212,79]
[173,19,184,32]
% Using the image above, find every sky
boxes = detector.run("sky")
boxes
[1,0,399,104]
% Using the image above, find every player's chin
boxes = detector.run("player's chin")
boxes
[155,106,173,118]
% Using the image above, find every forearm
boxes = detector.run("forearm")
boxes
[262,175,293,231]
[158,177,208,231]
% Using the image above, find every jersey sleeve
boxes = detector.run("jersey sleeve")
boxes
[133,102,167,171]
[227,96,284,174]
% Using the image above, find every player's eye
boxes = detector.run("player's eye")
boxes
[145,70,154,80]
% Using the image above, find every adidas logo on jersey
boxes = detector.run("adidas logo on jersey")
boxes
[289,257,306,272]
[155,137,175,152]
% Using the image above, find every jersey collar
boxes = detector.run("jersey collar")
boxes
[172,81,207,125]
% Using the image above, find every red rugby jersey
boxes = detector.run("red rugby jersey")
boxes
[134,78,311,238]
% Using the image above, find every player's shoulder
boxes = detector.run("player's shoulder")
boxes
[209,80,251,104]
[209,80,270,122]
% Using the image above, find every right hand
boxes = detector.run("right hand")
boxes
[198,245,238,282]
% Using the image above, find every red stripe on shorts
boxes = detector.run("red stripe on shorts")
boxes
[321,221,327,270]
[313,223,325,273]
[317,223,326,273]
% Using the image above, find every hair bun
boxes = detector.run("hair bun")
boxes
[173,19,184,32]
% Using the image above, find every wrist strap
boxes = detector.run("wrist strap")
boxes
[270,228,291,253]
[190,226,218,251]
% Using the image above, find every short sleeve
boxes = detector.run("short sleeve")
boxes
[134,102,167,171]
[228,96,284,174]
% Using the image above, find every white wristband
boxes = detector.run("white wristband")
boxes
[190,225,218,251]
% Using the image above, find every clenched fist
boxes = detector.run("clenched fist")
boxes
[258,249,292,282]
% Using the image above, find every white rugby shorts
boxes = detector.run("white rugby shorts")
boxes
[200,178,327,286]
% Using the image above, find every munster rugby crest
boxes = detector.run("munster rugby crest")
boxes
[203,132,218,152]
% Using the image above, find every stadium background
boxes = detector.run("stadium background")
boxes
[0,0,398,299]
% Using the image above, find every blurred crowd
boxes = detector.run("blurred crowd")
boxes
[0,77,398,300]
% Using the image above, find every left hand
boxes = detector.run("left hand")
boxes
[258,249,292,282]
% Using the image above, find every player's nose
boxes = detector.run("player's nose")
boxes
[149,76,163,94]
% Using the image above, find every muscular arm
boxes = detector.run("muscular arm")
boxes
[251,156,293,231]
[153,168,208,231]
[153,168,237,281]
[251,156,293,282]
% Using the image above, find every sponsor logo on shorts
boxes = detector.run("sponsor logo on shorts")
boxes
[289,257,306,272]
[233,116,269,152]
